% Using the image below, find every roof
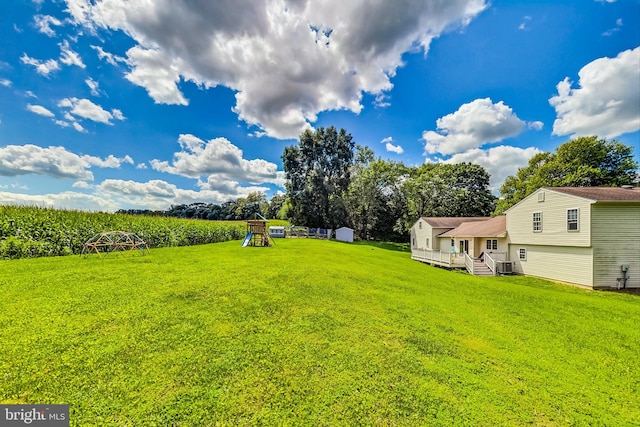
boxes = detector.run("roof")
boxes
[418,217,490,229]
[545,186,640,202]
[439,215,507,238]
[269,226,285,230]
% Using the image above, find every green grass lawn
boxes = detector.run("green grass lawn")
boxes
[1,239,638,426]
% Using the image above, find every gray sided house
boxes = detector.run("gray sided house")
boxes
[410,186,640,289]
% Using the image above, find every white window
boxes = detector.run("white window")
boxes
[486,239,497,250]
[426,238,430,248]
[519,248,527,261]
[451,239,455,247]
[533,212,542,232]
[538,192,545,202]
[567,208,579,231]
[412,238,416,247]
[419,222,422,229]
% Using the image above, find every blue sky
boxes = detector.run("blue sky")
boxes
[1,0,638,211]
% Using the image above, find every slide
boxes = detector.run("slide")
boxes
[241,232,252,247]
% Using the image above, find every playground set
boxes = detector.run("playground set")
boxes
[242,214,274,247]
[82,231,150,257]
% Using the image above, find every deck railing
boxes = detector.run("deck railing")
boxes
[484,251,506,275]
[411,248,461,267]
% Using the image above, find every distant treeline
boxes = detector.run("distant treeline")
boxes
[117,193,285,221]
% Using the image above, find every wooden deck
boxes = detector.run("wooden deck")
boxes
[410,248,467,269]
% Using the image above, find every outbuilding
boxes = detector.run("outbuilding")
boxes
[335,227,354,243]
[268,226,286,238]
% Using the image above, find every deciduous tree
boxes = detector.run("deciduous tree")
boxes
[282,127,355,228]
[495,137,638,214]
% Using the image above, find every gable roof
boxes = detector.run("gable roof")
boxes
[545,186,640,202]
[419,217,490,228]
[439,215,507,238]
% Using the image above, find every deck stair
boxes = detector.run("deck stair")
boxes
[472,259,494,276]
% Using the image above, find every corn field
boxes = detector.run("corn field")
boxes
[0,205,258,259]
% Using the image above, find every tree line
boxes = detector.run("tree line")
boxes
[282,128,637,241]
[122,128,637,242]
[117,192,285,221]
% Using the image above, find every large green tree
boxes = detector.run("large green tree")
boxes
[403,163,496,228]
[495,136,638,214]
[345,147,408,241]
[282,127,355,228]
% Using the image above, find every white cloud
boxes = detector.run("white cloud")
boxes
[0,190,116,211]
[527,121,544,131]
[58,97,126,124]
[65,0,488,139]
[59,40,85,68]
[95,178,268,210]
[85,77,100,95]
[72,180,92,189]
[111,109,125,121]
[150,133,283,185]
[20,54,60,76]
[25,90,37,98]
[386,143,404,154]
[518,16,532,31]
[0,78,11,87]
[34,15,63,37]
[136,163,148,170]
[91,45,126,66]
[444,145,541,191]
[549,47,640,138]
[27,104,55,117]
[87,154,134,168]
[124,46,188,106]
[381,137,403,154]
[72,122,86,132]
[422,98,525,155]
[602,17,623,36]
[0,144,132,180]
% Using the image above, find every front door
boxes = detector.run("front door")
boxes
[459,239,469,254]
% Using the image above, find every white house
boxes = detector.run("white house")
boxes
[410,187,640,289]
[336,227,354,243]
[410,217,489,267]
[505,186,640,289]
[439,215,507,259]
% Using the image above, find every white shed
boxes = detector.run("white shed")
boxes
[268,226,286,238]
[336,227,354,243]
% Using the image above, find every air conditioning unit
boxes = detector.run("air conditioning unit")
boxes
[496,261,513,274]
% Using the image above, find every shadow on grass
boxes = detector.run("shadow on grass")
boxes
[351,240,411,252]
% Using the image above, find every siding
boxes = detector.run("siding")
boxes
[510,244,593,287]
[411,220,455,251]
[591,203,640,288]
[506,188,592,247]
[411,220,436,250]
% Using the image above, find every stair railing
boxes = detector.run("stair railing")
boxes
[464,252,474,275]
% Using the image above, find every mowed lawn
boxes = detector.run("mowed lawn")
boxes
[0,239,638,426]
